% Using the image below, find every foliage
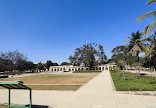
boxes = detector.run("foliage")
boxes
[98,45,108,64]
[126,31,148,56]
[137,0,156,36]
[69,43,107,69]
[0,51,35,72]
[141,56,154,68]
[61,62,72,66]
[110,70,156,91]
[111,45,138,65]
[53,63,59,66]
[16,60,35,71]
[126,31,148,77]
[147,34,156,71]
[116,60,126,70]
[45,60,53,69]
[37,62,45,71]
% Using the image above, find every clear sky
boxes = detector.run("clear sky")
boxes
[0,0,155,64]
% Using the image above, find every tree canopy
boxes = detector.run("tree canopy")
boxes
[69,43,107,69]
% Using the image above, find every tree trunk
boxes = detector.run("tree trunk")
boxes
[123,70,125,82]
[137,56,140,78]
[154,61,156,72]
[118,68,120,77]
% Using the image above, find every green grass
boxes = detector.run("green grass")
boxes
[110,70,156,91]
[73,70,101,73]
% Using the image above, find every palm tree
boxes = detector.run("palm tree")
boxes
[126,31,148,78]
[137,0,156,36]
[147,33,156,71]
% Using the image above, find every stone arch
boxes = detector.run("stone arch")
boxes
[99,67,101,70]
[60,68,62,71]
[93,67,95,70]
[106,67,108,70]
[96,67,98,70]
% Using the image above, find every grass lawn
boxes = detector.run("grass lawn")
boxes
[110,70,156,91]
[0,73,98,90]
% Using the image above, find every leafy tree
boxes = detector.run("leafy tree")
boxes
[15,60,35,71]
[69,43,107,69]
[53,63,59,66]
[141,56,154,68]
[45,60,53,70]
[126,31,148,77]
[61,62,72,65]
[98,45,108,64]
[111,46,127,63]
[37,62,45,71]
[0,51,27,72]
[137,0,156,36]
[111,45,138,66]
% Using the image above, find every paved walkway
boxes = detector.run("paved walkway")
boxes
[0,70,156,108]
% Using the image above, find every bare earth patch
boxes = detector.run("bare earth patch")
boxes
[0,73,99,90]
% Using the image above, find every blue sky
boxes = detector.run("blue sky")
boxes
[0,0,155,64]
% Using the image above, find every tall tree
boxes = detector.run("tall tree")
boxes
[147,33,156,71]
[53,63,59,66]
[45,60,53,70]
[61,62,72,66]
[126,31,148,77]
[0,51,27,72]
[111,45,138,66]
[69,43,107,69]
[37,62,45,71]
[137,0,156,36]
[98,45,108,64]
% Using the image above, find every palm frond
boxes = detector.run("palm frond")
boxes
[149,44,155,54]
[143,19,156,36]
[132,45,140,56]
[137,11,156,22]
[147,0,156,4]
[138,44,149,53]
[126,40,130,42]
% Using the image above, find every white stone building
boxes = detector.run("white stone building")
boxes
[49,63,116,72]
